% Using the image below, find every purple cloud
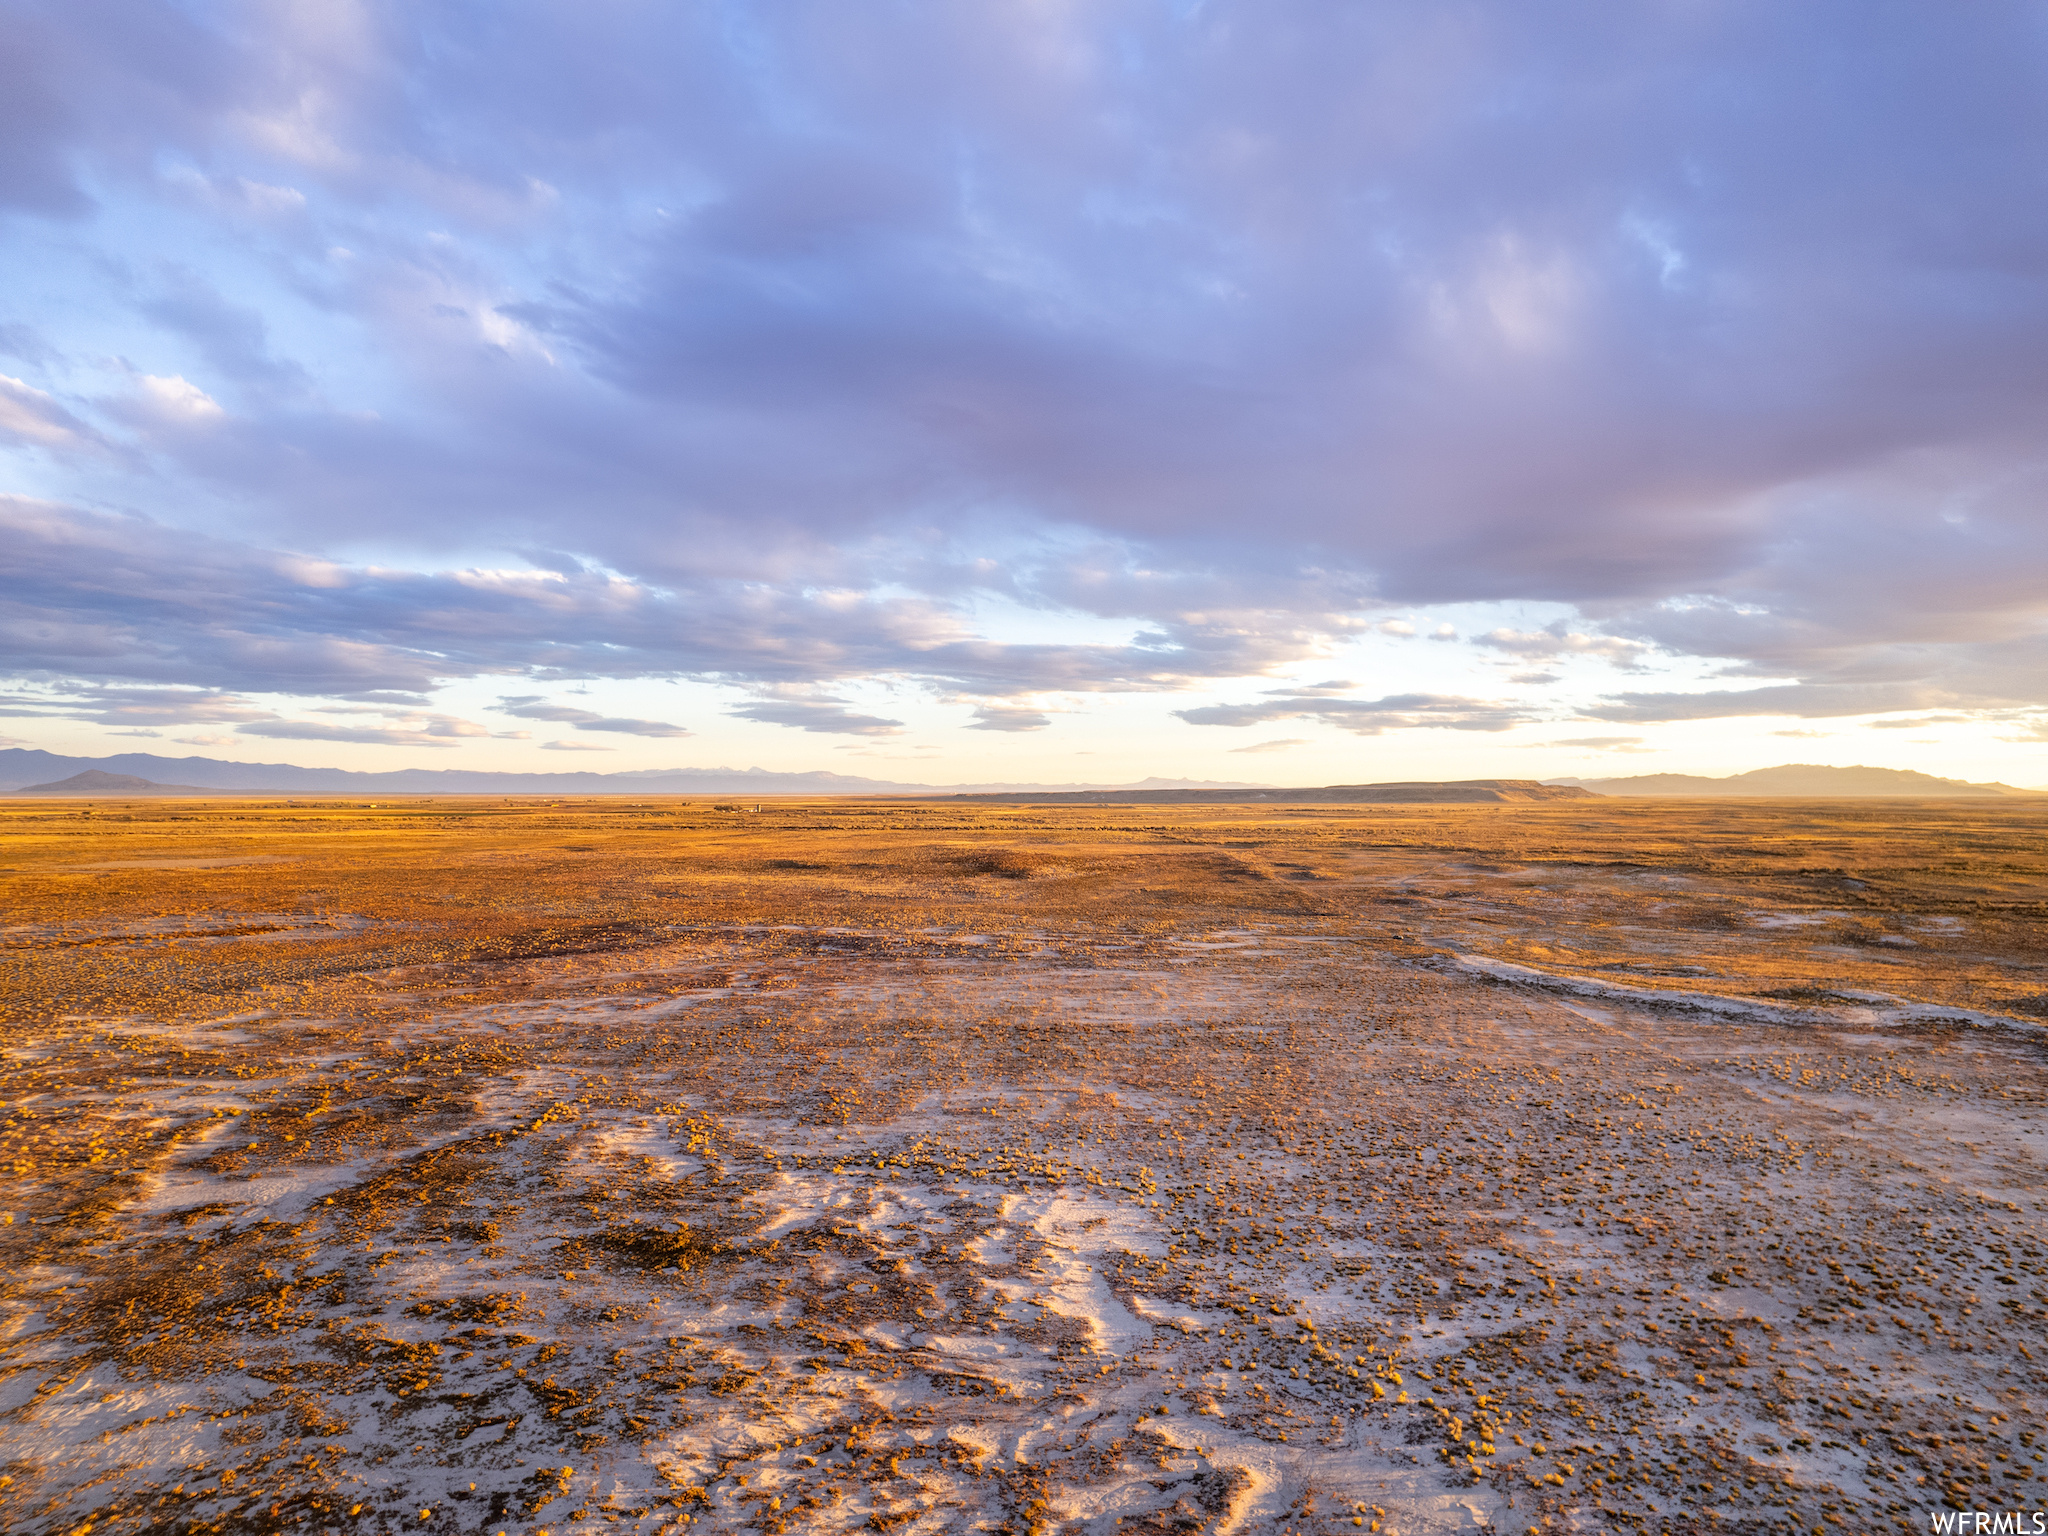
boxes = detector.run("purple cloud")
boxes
[1176,692,1534,735]
[1583,683,1970,724]
[0,3,2045,740]
[237,719,474,748]
[0,499,1355,707]
[726,694,905,737]
[0,376,112,458]
[497,697,691,738]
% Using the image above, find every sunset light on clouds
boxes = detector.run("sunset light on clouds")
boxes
[4,2,2047,786]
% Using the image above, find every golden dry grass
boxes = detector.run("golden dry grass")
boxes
[0,795,2043,1536]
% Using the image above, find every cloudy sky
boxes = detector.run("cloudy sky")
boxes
[5,2,2047,785]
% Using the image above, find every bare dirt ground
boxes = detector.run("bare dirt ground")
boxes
[1,796,2043,1536]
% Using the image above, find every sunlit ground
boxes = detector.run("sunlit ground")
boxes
[1,796,2043,1535]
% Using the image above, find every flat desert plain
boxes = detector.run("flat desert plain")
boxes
[1,796,2044,1536]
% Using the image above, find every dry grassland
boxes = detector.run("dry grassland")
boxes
[1,795,2044,1536]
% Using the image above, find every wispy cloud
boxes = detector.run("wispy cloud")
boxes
[497,697,691,738]
[0,501,1358,705]
[0,376,114,458]
[1545,735,1655,753]
[239,712,496,747]
[727,693,905,737]
[1476,629,1649,667]
[1584,683,1974,724]
[965,704,1051,733]
[0,683,275,728]
[1177,693,1535,735]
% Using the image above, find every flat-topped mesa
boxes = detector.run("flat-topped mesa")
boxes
[946,778,1597,805]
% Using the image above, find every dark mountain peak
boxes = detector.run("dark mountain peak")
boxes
[11,769,214,795]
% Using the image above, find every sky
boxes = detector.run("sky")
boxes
[4,1,2048,788]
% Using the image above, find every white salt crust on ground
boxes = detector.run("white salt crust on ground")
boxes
[1,919,2042,1536]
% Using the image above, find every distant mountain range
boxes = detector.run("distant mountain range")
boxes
[1550,763,2042,797]
[11,770,221,796]
[0,748,1267,797]
[951,779,1593,805]
[6,749,2035,800]
[12,762,1594,806]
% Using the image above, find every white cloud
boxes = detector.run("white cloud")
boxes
[0,376,107,455]
[1477,628,1649,666]
[133,374,224,419]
